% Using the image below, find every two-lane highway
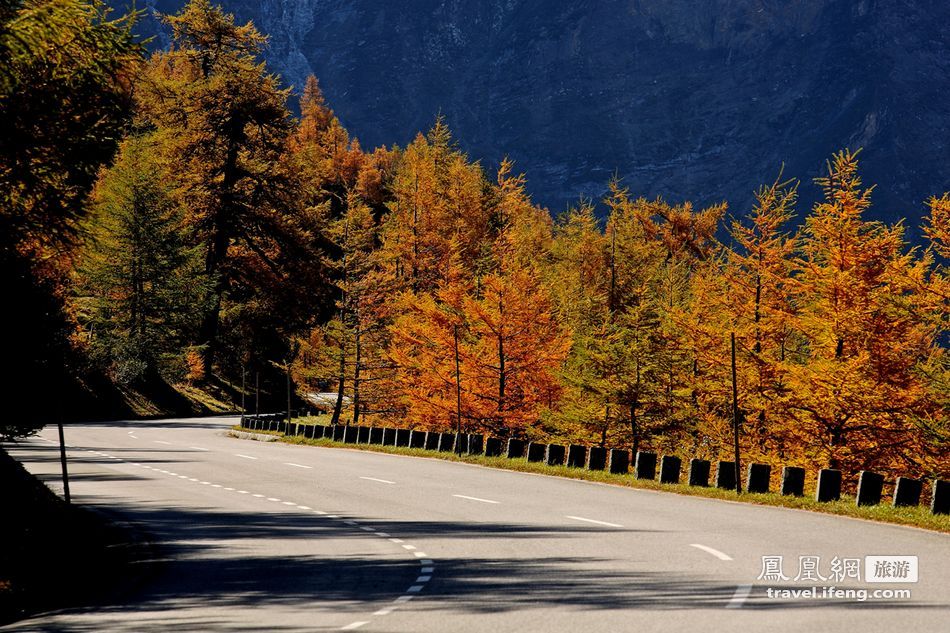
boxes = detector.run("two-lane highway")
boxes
[5,416,949,632]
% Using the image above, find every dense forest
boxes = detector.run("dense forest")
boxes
[2,0,948,482]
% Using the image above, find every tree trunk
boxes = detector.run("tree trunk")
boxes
[331,331,346,426]
[352,320,362,425]
[630,399,640,456]
[497,298,505,419]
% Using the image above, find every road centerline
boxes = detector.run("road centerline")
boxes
[689,543,733,561]
[726,584,753,609]
[359,476,395,484]
[565,515,623,528]
[452,494,499,504]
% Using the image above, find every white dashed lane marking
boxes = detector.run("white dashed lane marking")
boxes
[565,515,623,528]
[689,543,733,561]
[453,494,499,504]
[727,584,753,609]
[30,436,437,632]
[360,476,395,484]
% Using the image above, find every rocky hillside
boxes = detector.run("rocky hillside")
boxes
[124,0,949,227]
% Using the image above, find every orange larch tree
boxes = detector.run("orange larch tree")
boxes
[781,150,942,476]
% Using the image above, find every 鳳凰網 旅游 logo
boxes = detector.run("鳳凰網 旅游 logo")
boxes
[755,554,917,603]
[864,556,918,583]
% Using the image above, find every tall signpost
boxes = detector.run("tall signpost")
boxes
[731,332,742,494]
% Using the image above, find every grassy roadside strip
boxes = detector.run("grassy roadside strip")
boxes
[237,426,950,534]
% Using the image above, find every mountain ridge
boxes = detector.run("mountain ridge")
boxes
[121,0,949,230]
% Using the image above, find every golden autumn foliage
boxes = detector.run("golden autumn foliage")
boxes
[9,0,946,480]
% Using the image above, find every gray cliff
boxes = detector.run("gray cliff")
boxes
[123,0,950,226]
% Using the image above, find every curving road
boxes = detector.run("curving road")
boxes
[4,416,949,632]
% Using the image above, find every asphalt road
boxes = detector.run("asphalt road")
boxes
[4,416,949,632]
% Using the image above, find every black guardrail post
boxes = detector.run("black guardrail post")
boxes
[659,455,681,484]
[467,434,484,455]
[746,463,771,493]
[688,459,710,487]
[815,468,842,502]
[567,445,587,468]
[856,471,884,506]
[780,466,805,496]
[716,461,736,490]
[635,451,657,480]
[546,444,565,466]
[506,438,526,459]
[587,447,607,471]
[609,449,630,474]
[932,480,950,515]
[893,476,922,507]
[527,442,547,462]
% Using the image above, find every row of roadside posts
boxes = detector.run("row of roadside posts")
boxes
[239,414,950,516]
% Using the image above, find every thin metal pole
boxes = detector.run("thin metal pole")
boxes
[731,332,742,495]
[57,418,70,504]
[255,372,260,415]
[454,324,463,456]
[286,361,292,428]
[240,366,246,423]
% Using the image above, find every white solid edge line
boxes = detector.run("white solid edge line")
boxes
[285,462,312,469]
[153,440,172,445]
[235,454,258,460]
[360,476,395,484]
[689,543,734,561]
[726,583,753,609]
[565,515,623,528]
[340,621,369,631]
[452,494,499,504]
[189,446,209,451]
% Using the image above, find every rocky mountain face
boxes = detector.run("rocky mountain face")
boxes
[124,0,949,228]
